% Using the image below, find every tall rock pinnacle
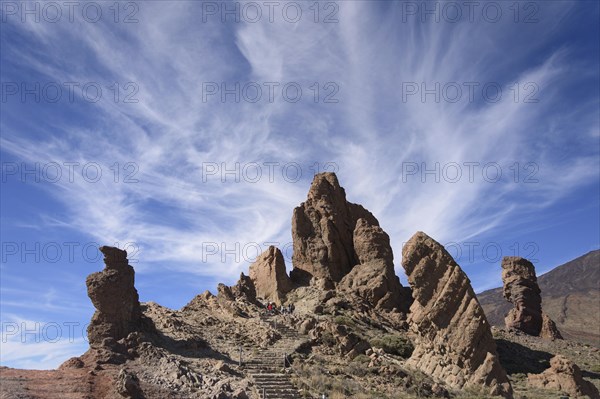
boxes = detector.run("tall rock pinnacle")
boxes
[402,232,513,398]
[86,246,142,348]
[249,246,293,305]
[502,256,562,339]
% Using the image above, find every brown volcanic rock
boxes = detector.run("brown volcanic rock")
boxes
[86,246,142,348]
[527,355,600,398]
[249,246,293,304]
[231,272,257,303]
[352,217,393,265]
[502,257,544,336]
[540,313,563,340]
[501,256,562,340]
[339,218,408,311]
[478,250,599,344]
[402,231,513,398]
[290,172,377,284]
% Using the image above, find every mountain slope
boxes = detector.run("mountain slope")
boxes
[478,250,600,345]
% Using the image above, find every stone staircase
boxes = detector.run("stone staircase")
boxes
[246,315,303,399]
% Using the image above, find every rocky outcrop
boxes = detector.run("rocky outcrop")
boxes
[290,172,378,284]
[528,355,599,398]
[306,320,371,360]
[339,218,410,311]
[502,256,562,339]
[116,368,142,398]
[291,173,409,311]
[502,257,543,335]
[540,313,563,340]
[231,272,257,303]
[249,246,293,305]
[402,232,513,399]
[86,246,142,348]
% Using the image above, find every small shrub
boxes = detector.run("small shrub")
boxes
[352,354,371,364]
[590,364,600,373]
[321,331,337,347]
[370,334,414,358]
[510,372,527,381]
[334,315,355,327]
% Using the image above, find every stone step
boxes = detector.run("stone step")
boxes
[250,318,303,399]
[253,382,297,389]
[254,387,301,399]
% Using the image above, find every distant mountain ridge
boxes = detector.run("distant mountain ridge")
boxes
[478,249,600,346]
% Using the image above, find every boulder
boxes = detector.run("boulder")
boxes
[249,246,293,305]
[402,232,513,399]
[86,246,142,348]
[528,355,599,398]
[116,368,143,398]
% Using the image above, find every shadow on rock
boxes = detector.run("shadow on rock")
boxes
[496,338,553,374]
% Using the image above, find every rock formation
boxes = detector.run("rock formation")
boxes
[290,172,378,284]
[291,172,409,311]
[86,246,142,348]
[249,246,293,304]
[339,218,410,311]
[402,232,513,399]
[231,272,257,303]
[540,313,563,340]
[502,256,543,335]
[528,355,600,398]
[502,256,562,339]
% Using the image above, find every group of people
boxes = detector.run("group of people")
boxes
[265,302,295,315]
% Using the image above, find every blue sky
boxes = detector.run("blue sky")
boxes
[1,0,598,369]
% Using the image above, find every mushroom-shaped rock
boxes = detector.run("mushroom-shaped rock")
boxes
[86,246,141,348]
[249,246,292,305]
[402,232,513,399]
